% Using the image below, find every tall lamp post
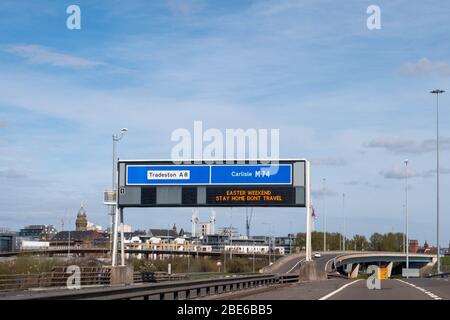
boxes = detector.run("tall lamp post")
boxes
[342,193,346,252]
[430,89,445,274]
[403,204,406,254]
[111,128,128,267]
[262,222,272,264]
[404,159,409,278]
[322,178,327,252]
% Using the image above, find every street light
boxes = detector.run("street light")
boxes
[430,89,445,274]
[229,208,233,261]
[404,159,409,278]
[342,193,346,252]
[402,204,406,254]
[262,222,272,264]
[322,178,327,252]
[111,128,128,267]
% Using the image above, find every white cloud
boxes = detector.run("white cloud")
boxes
[165,0,205,15]
[400,58,450,76]
[365,137,450,154]
[251,0,308,16]
[343,180,380,189]
[310,157,347,167]
[1,44,104,68]
[0,168,28,179]
[379,167,450,180]
[312,187,337,199]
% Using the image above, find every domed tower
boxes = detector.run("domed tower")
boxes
[75,205,88,231]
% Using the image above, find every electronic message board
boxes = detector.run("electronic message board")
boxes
[117,160,306,207]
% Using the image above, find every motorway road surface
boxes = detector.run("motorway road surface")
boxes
[231,278,450,300]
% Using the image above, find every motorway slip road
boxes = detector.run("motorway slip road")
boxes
[228,278,450,300]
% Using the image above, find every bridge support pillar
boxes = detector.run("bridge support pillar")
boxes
[298,261,327,281]
[108,266,133,285]
[386,262,393,278]
[349,264,360,279]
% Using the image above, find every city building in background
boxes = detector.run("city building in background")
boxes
[75,206,88,231]
[148,225,179,241]
[199,222,213,237]
[18,225,57,240]
[0,229,16,253]
[217,226,239,238]
[51,230,108,248]
[409,239,419,253]
[19,240,50,250]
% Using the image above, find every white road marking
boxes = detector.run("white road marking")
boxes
[396,279,443,300]
[287,258,306,273]
[318,280,361,300]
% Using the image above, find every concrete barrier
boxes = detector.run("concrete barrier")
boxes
[108,266,134,285]
[299,261,327,281]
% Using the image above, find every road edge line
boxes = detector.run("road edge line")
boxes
[396,279,443,300]
[318,280,361,300]
[287,258,306,274]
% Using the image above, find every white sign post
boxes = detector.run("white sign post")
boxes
[305,161,312,262]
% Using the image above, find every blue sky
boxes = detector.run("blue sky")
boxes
[0,0,449,246]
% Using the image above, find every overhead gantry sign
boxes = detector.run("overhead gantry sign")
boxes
[118,160,306,207]
[111,160,312,265]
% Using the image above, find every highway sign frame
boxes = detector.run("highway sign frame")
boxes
[111,159,313,265]
[117,159,306,208]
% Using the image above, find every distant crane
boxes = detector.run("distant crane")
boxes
[191,209,199,237]
[245,208,253,238]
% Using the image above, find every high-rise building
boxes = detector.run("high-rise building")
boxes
[199,222,212,237]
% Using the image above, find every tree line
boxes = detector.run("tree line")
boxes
[295,232,406,252]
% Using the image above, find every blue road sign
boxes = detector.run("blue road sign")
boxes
[127,165,210,185]
[126,164,292,186]
[210,164,292,185]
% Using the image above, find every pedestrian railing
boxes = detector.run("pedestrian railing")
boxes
[133,271,187,283]
[0,267,110,292]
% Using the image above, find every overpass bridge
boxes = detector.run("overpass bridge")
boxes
[0,249,435,275]
[245,250,438,285]
[329,252,436,277]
